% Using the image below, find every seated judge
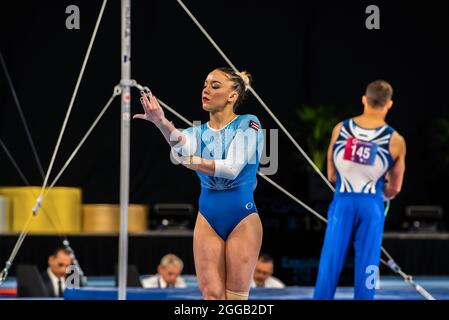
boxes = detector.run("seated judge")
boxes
[41,247,72,297]
[141,254,187,288]
[251,254,285,288]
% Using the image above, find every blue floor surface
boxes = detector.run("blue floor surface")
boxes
[64,276,449,300]
[2,276,448,300]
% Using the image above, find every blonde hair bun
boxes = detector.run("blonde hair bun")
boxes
[237,71,252,91]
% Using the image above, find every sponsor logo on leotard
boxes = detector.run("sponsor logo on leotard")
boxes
[245,202,254,210]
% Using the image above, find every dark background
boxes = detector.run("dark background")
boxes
[1,1,448,282]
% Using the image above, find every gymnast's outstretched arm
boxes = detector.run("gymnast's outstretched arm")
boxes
[135,91,256,179]
[134,91,196,155]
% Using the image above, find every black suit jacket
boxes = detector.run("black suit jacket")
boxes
[16,265,49,297]
[41,271,58,297]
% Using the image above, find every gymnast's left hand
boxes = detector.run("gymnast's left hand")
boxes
[133,91,165,125]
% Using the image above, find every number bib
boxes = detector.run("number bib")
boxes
[343,137,378,166]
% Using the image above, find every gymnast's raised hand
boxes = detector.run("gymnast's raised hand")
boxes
[134,90,165,125]
[133,90,205,172]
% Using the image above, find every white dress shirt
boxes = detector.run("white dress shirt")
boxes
[47,267,66,297]
[141,274,187,288]
[251,276,285,288]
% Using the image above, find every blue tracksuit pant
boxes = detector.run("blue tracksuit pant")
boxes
[313,194,385,300]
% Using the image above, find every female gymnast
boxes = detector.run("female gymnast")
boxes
[134,67,264,300]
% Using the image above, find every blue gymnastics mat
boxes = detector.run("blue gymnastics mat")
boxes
[64,281,449,300]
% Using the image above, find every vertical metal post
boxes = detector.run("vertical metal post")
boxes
[118,0,131,301]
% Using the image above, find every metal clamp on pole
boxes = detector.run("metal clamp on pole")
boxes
[114,85,122,96]
[131,80,152,96]
[32,196,43,216]
[0,262,12,285]
[383,258,436,300]
[120,79,134,88]
[386,258,401,274]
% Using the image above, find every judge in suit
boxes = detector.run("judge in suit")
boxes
[41,247,72,297]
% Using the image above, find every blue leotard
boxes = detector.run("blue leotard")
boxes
[174,114,264,240]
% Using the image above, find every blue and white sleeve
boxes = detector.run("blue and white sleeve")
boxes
[214,116,262,180]
[171,126,198,157]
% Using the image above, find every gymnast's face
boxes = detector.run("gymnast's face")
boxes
[202,70,238,112]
